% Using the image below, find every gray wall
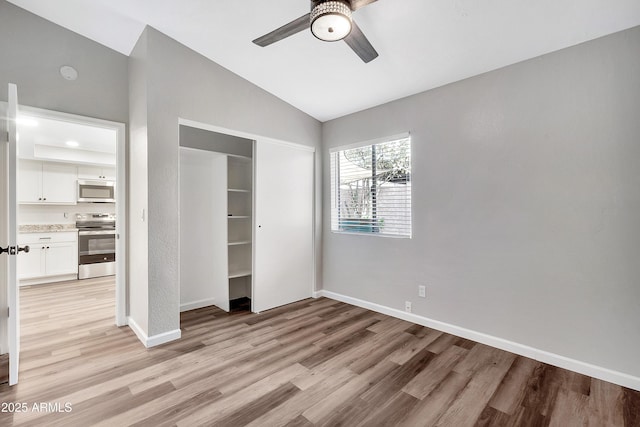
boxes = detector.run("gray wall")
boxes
[128,30,149,334]
[0,1,128,123]
[179,126,253,158]
[322,26,640,378]
[129,27,322,337]
[0,0,128,335]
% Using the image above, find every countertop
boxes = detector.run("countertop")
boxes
[19,224,78,233]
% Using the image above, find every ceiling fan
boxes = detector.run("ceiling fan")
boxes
[252,0,379,63]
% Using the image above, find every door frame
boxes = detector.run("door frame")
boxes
[178,118,317,313]
[11,104,127,326]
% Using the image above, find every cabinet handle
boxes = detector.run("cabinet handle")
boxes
[38,197,42,201]
[43,198,47,201]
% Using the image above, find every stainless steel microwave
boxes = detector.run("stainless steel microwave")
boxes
[77,180,116,203]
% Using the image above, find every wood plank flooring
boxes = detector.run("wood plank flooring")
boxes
[0,278,638,426]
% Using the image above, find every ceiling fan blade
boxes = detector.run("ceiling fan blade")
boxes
[252,13,311,47]
[349,0,378,11]
[344,21,379,63]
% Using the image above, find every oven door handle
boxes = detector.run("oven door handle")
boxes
[79,230,116,236]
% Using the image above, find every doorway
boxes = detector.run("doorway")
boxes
[15,105,126,323]
[1,100,126,386]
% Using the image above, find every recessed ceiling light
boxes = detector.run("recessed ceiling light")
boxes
[60,65,78,81]
[66,140,79,147]
[16,117,39,127]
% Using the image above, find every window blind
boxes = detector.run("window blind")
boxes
[330,135,411,238]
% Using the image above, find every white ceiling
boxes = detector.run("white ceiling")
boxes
[18,115,116,154]
[8,0,640,122]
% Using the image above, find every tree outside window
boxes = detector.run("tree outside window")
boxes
[330,136,411,237]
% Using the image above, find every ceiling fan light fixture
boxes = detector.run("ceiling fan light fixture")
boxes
[310,1,353,42]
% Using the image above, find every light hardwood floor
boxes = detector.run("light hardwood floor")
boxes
[0,278,638,426]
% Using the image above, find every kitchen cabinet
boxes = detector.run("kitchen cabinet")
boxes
[77,165,116,180]
[18,231,78,285]
[18,160,77,204]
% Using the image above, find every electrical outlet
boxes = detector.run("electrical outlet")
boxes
[418,285,426,298]
[405,301,412,313]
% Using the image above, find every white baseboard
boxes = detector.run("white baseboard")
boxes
[180,298,217,312]
[317,290,640,392]
[19,274,78,287]
[127,316,182,348]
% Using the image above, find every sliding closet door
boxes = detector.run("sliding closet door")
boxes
[253,140,314,313]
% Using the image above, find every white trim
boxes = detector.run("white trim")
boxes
[128,316,181,348]
[127,316,147,347]
[329,132,410,153]
[317,289,640,392]
[115,119,127,327]
[146,329,182,348]
[19,274,78,287]
[180,299,217,312]
[251,141,256,313]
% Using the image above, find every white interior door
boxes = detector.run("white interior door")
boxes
[253,140,314,313]
[4,84,20,385]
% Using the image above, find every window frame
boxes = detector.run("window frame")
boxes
[330,132,412,239]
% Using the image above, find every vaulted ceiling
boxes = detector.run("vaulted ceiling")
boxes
[8,0,640,121]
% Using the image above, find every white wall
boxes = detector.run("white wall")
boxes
[322,26,640,380]
[19,203,115,225]
[179,148,227,311]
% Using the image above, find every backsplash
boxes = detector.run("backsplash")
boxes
[19,203,116,225]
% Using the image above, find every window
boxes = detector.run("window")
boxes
[330,134,411,238]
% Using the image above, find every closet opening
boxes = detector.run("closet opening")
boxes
[179,125,254,315]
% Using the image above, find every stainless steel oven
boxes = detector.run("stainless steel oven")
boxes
[76,213,116,279]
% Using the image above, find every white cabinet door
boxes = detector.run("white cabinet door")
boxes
[17,245,45,279]
[78,165,115,180]
[18,160,77,204]
[45,242,78,276]
[17,159,42,203]
[42,162,77,203]
[253,140,314,313]
[77,165,102,179]
[102,167,116,181]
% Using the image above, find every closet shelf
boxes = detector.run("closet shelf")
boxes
[227,215,251,219]
[228,240,251,246]
[228,188,251,193]
[229,270,252,279]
